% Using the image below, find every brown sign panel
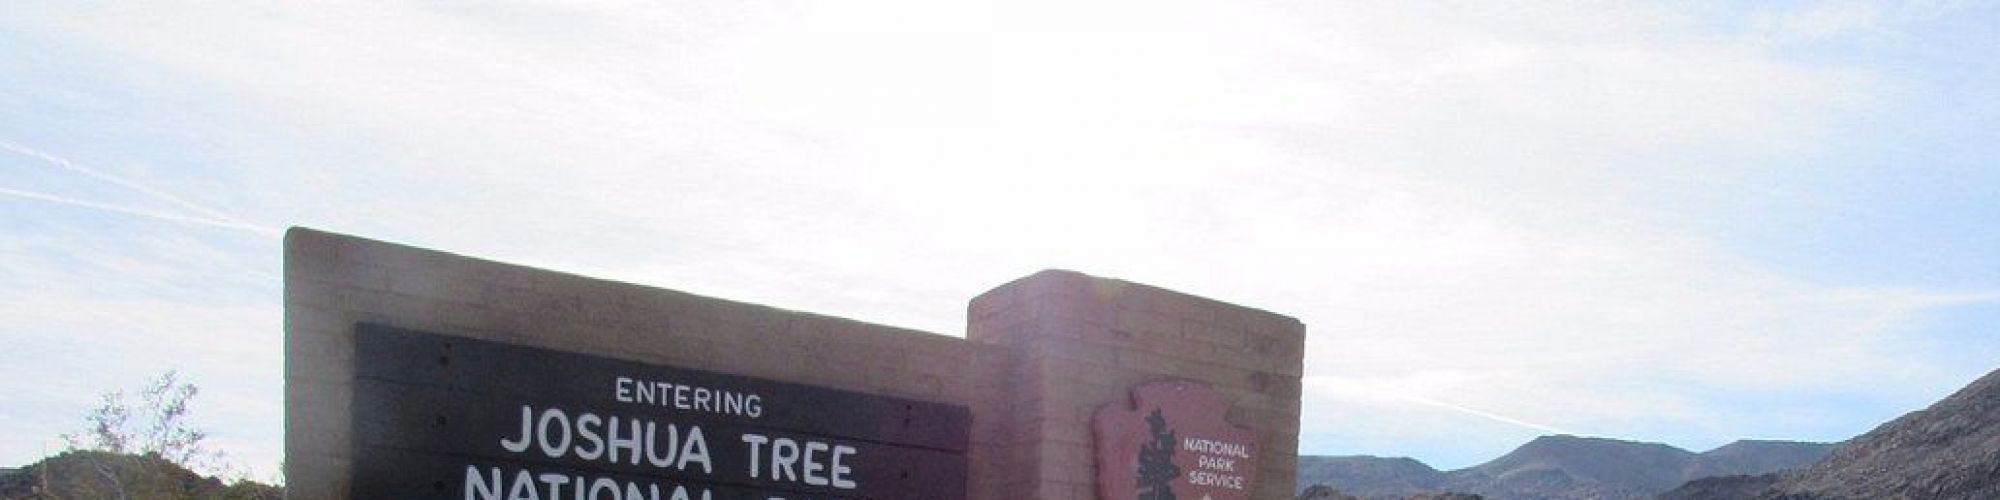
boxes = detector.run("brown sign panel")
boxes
[351,323,969,500]
[1094,380,1260,500]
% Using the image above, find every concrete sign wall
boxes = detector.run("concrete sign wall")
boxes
[285,228,1302,499]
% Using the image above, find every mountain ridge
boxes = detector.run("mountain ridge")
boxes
[1298,436,1835,499]
[1762,366,2000,499]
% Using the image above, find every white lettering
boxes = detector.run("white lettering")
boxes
[643,422,677,467]
[508,470,538,500]
[466,466,502,500]
[747,437,856,489]
[588,478,618,500]
[502,405,717,473]
[692,387,712,412]
[575,414,605,460]
[1185,470,1247,490]
[772,438,799,481]
[802,441,829,486]
[831,445,857,489]
[1180,437,1252,458]
[536,473,569,499]
[612,377,764,419]
[607,417,643,465]
[680,426,712,474]
[500,406,533,453]
[741,434,769,479]
[469,465,709,500]
[536,409,572,458]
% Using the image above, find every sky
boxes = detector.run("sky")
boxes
[2,0,1998,480]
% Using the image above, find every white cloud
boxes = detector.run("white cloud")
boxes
[1760,2,1886,43]
[5,0,1994,473]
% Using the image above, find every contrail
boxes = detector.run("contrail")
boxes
[0,139,269,232]
[1310,375,1579,436]
[1393,392,1576,436]
[0,186,279,237]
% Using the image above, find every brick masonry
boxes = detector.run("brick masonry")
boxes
[285,228,1303,499]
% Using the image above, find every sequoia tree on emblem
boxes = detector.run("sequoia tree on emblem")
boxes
[1095,380,1261,500]
[1136,408,1181,500]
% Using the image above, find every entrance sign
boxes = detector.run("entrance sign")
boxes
[351,324,969,500]
[285,229,1305,500]
[1094,380,1260,500]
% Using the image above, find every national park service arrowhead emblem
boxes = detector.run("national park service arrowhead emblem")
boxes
[1093,379,1260,500]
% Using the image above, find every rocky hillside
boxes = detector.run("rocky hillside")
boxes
[1298,484,1363,500]
[1655,473,1781,500]
[1297,456,1446,498]
[1685,440,1838,480]
[1296,484,1484,500]
[1298,436,1832,500]
[1443,435,1695,499]
[1765,367,2000,499]
[0,451,280,500]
